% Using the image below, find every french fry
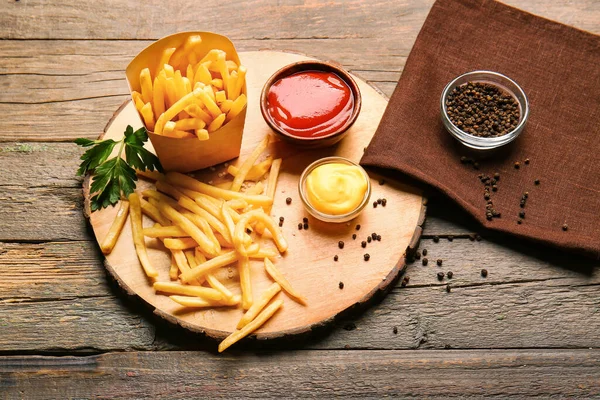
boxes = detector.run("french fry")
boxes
[227,156,273,181]
[244,181,264,196]
[182,212,221,251]
[238,256,252,310]
[140,198,171,226]
[181,250,238,283]
[226,70,237,100]
[207,113,226,133]
[169,255,178,281]
[140,102,155,131]
[140,68,153,104]
[215,90,227,104]
[185,104,213,125]
[156,47,176,77]
[266,158,283,201]
[142,189,180,210]
[128,193,158,279]
[230,136,270,192]
[177,196,231,244]
[226,93,247,122]
[226,199,248,210]
[219,99,234,113]
[163,237,198,250]
[155,87,203,134]
[237,282,281,329]
[197,89,222,119]
[170,294,240,308]
[164,77,177,109]
[172,250,202,285]
[210,78,224,90]
[166,172,273,207]
[264,258,307,305]
[152,74,166,120]
[233,210,288,256]
[231,65,246,101]
[174,118,206,131]
[156,180,185,201]
[221,203,251,245]
[218,299,283,352]
[154,281,223,301]
[157,201,218,256]
[136,169,164,181]
[143,225,188,238]
[195,129,209,140]
[193,63,212,86]
[100,200,130,255]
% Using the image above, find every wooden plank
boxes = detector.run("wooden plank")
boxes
[0,239,597,352]
[1,350,599,398]
[2,0,599,40]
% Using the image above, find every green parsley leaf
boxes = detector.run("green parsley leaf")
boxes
[75,125,163,211]
[124,126,163,173]
[76,139,117,176]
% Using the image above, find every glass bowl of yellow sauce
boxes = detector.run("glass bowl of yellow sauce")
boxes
[299,156,371,223]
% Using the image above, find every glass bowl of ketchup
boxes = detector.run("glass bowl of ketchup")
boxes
[260,60,362,148]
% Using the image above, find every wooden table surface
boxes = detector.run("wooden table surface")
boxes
[1,1,599,398]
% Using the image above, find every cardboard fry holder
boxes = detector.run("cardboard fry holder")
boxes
[125,32,247,173]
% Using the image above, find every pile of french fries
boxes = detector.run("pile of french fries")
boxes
[131,34,247,140]
[100,137,305,352]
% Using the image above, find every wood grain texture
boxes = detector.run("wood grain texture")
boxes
[1,239,597,352]
[1,350,599,398]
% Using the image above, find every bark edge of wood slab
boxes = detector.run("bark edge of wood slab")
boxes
[82,51,426,343]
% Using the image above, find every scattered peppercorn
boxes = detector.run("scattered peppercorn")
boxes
[422,257,428,266]
[468,234,475,241]
[433,236,440,243]
[339,282,344,289]
[361,241,367,248]
[475,234,482,241]
[364,253,370,261]
[286,197,292,205]
[446,284,451,293]
[437,259,443,266]
[400,276,410,287]
[352,234,357,240]
[519,211,525,219]
[447,271,453,279]
[494,172,500,180]
[534,179,540,185]
[376,234,381,241]
[334,255,339,262]
[367,236,372,243]
[448,235,454,242]
[422,249,428,256]
[298,223,302,230]
[246,228,252,234]
[415,251,421,260]
[514,162,520,169]
[379,179,386,185]
[393,326,398,334]
[377,198,382,204]
[437,271,445,281]
[492,185,498,192]
[481,269,488,277]
[381,199,387,207]
[373,201,378,208]
[370,233,376,240]
[356,224,361,231]
[524,158,530,165]
[279,220,283,227]
[338,241,344,249]
[562,224,568,231]
[303,217,308,223]
[303,222,308,230]
[517,219,522,225]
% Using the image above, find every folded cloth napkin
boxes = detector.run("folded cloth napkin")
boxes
[361,0,600,259]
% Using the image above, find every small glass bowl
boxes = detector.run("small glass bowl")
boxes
[298,156,371,223]
[440,70,529,151]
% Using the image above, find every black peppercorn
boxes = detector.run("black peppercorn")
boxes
[562,224,568,231]
[517,219,522,225]
[352,234,357,240]
[379,179,385,185]
[334,255,338,262]
[367,236,372,243]
[364,253,370,261]
[447,271,453,279]
[361,241,367,248]
[534,179,540,185]
[377,198,382,204]
[373,201,378,208]
[524,158,530,165]
[422,249,428,256]
[415,251,421,260]
[381,199,387,207]
[298,223,302,230]
[303,222,308,230]
[339,282,344,289]
[481,269,488,277]
[422,257,428,266]
[286,197,292,205]
[514,162,520,169]
[436,259,443,266]
[393,326,398,334]
[303,217,308,223]
[519,211,525,219]
[448,235,454,242]
[356,224,361,231]
[376,234,381,241]
[338,241,344,249]
[446,284,451,293]
[433,236,440,243]
[437,271,445,281]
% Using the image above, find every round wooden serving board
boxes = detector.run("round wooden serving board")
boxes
[84,51,425,341]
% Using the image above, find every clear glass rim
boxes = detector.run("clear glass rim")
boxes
[298,156,371,223]
[440,70,529,150]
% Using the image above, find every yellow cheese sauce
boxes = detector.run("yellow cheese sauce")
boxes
[305,163,368,215]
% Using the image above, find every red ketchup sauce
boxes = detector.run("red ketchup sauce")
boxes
[267,71,354,138]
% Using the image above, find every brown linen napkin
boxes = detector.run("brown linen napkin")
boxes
[361,0,600,259]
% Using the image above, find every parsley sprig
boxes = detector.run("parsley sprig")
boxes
[76,125,163,211]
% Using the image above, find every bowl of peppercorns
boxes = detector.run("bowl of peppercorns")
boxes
[441,71,529,151]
